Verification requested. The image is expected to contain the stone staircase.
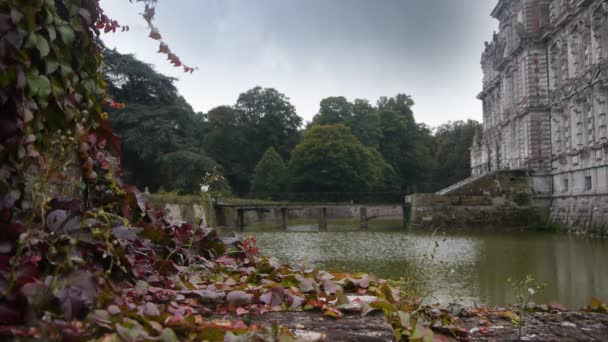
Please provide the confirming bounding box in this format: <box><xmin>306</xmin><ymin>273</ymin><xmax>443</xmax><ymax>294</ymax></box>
<box><xmin>435</xmin><ymin>172</ymin><xmax>493</xmax><ymax>196</ymax></box>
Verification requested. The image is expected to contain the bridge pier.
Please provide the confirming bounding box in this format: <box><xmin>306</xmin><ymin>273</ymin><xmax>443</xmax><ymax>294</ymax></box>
<box><xmin>237</xmin><ymin>209</ymin><xmax>245</xmax><ymax>232</ymax></box>
<box><xmin>403</xmin><ymin>203</ymin><xmax>411</xmax><ymax>229</ymax></box>
<box><xmin>319</xmin><ymin>207</ymin><xmax>327</xmax><ymax>231</ymax></box>
<box><xmin>280</xmin><ymin>207</ymin><xmax>288</xmax><ymax>230</ymax></box>
<box><xmin>360</xmin><ymin>207</ymin><xmax>368</xmax><ymax>229</ymax></box>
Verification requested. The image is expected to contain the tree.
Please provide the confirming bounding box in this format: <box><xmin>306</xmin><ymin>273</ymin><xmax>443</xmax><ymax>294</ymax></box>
<box><xmin>159</xmin><ymin>150</ymin><xmax>229</xmax><ymax>194</ymax></box>
<box><xmin>310</xmin><ymin>96</ymin><xmax>353</xmax><ymax>126</ymax></box>
<box><xmin>288</xmin><ymin>125</ymin><xmax>382</xmax><ymax>192</ymax></box>
<box><xmin>250</xmin><ymin>147</ymin><xmax>288</xmax><ymax>198</ymax></box>
<box><xmin>376</xmin><ymin>101</ymin><xmax>436</xmax><ymax>192</ymax></box>
<box><xmin>200</xmin><ymin>87</ymin><xmax>303</xmax><ymax>194</ymax></box>
<box><xmin>350</xmin><ymin>99</ymin><xmax>382</xmax><ymax>149</ymax></box>
<box><xmin>432</xmin><ymin>120</ymin><xmax>481</xmax><ymax>190</ymax></box>
<box><xmin>377</xmin><ymin>93</ymin><xmax>416</xmax><ymax>123</ymax></box>
<box><xmin>103</xmin><ymin>49</ymin><xmax>221</xmax><ymax>193</ymax></box>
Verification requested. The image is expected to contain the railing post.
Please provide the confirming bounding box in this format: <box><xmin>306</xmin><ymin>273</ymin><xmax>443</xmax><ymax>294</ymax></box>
<box><xmin>281</xmin><ymin>207</ymin><xmax>288</xmax><ymax>230</ymax></box>
<box><xmin>360</xmin><ymin>207</ymin><xmax>368</xmax><ymax>229</ymax></box>
<box><xmin>319</xmin><ymin>207</ymin><xmax>327</xmax><ymax>231</ymax></box>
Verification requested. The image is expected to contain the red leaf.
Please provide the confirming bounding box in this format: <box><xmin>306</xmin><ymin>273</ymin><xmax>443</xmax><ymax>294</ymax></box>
<box><xmin>149</xmin><ymin>30</ymin><xmax>161</xmax><ymax>40</ymax></box>
<box><xmin>235</xmin><ymin>307</ymin><xmax>249</xmax><ymax>316</ymax></box>
<box><xmin>158</xmin><ymin>43</ymin><xmax>170</xmax><ymax>54</ymax></box>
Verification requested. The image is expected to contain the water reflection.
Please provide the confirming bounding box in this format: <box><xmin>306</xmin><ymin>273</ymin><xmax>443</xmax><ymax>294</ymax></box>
<box><xmin>246</xmin><ymin>228</ymin><xmax>608</xmax><ymax>308</ymax></box>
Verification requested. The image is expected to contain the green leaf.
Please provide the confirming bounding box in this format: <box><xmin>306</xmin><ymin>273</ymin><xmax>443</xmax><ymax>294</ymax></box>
<box><xmin>410</xmin><ymin>324</ymin><xmax>434</xmax><ymax>342</ymax></box>
<box><xmin>24</xmin><ymin>33</ymin><xmax>36</xmax><ymax>49</ymax></box>
<box><xmin>51</xmin><ymin>78</ymin><xmax>65</xmax><ymax>98</ymax></box>
<box><xmin>83</xmin><ymin>79</ymin><xmax>95</xmax><ymax>93</ymax></box>
<box><xmin>58</xmin><ymin>24</ymin><xmax>75</xmax><ymax>45</ymax></box>
<box><xmin>60</xmin><ymin>63</ymin><xmax>73</xmax><ymax>77</ymax></box>
<box><xmin>10</xmin><ymin>9</ymin><xmax>24</xmax><ymax>23</ymax></box>
<box><xmin>47</xmin><ymin>26</ymin><xmax>56</xmax><ymax>42</ymax></box>
<box><xmin>37</xmin><ymin>75</ymin><xmax>51</xmax><ymax>100</ymax></box>
<box><xmin>36</xmin><ymin>34</ymin><xmax>50</xmax><ymax>57</ymax></box>
<box><xmin>369</xmin><ymin>300</ymin><xmax>397</xmax><ymax>314</ymax></box>
<box><xmin>46</xmin><ymin>58</ymin><xmax>59</xmax><ymax>74</ymax></box>
<box><xmin>161</xmin><ymin>328</ymin><xmax>178</xmax><ymax>342</ymax></box>
<box><xmin>27</xmin><ymin>72</ymin><xmax>40</xmax><ymax>95</ymax></box>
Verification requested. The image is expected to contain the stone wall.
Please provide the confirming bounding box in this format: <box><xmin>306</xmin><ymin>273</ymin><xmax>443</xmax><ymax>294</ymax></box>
<box><xmin>409</xmin><ymin>193</ymin><xmax>548</xmax><ymax>229</ymax></box>
<box><xmin>550</xmin><ymin>195</ymin><xmax>608</xmax><ymax>234</ymax></box>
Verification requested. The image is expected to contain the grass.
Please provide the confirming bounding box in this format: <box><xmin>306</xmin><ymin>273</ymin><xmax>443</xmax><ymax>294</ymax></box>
<box><xmin>149</xmin><ymin>192</ymin><xmax>285</xmax><ymax>206</ymax></box>
<box><xmin>148</xmin><ymin>192</ymin><xmax>206</xmax><ymax>206</ymax></box>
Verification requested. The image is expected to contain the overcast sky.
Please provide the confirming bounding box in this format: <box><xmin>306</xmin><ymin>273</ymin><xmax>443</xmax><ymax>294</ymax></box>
<box><xmin>100</xmin><ymin>0</ymin><xmax>498</xmax><ymax>127</ymax></box>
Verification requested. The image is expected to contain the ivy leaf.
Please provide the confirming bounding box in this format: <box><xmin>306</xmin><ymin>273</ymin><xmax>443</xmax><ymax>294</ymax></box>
<box><xmin>143</xmin><ymin>302</ymin><xmax>160</xmax><ymax>317</ymax></box>
<box><xmin>24</xmin><ymin>32</ymin><xmax>36</xmax><ymax>49</ymax></box>
<box><xmin>36</xmin><ymin>34</ymin><xmax>50</xmax><ymax>57</ymax></box>
<box><xmin>46</xmin><ymin>58</ymin><xmax>59</xmax><ymax>74</ymax></box>
<box><xmin>47</xmin><ymin>26</ymin><xmax>56</xmax><ymax>42</ymax></box>
<box><xmin>58</xmin><ymin>25</ymin><xmax>75</xmax><ymax>45</ymax></box>
<box><xmin>51</xmin><ymin>78</ymin><xmax>65</xmax><ymax>98</ymax></box>
<box><xmin>83</xmin><ymin>79</ymin><xmax>95</xmax><ymax>93</ymax></box>
<box><xmin>47</xmin><ymin>210</ymin><xmax>67</xmax><ymax>232</ymax></box>
<box><xmin>27</xmin><ymin>72</ymin><xmax>40</xmax><ymax>95</ymax></box>
<box><xmin>322</xmin><ymin>279</ymin><xmax>340</xmax><ymax>294</ymax></box>
<box><xmin>369</xmin><ymin>300</ymin><xmax>397</xmax><ymax>314</ymax></box>
<box><xmin>259</xmin><ymin>287</ymin><xmax>285</xmax><ymax>306</ymax></box>
<box><xmin>78</xmin><ymin>9</ymin><xmax>92</xmax><ymax>25</ymax></box>
<box><xmin>161</xmin><ymin>328</ymin><xmax>178</xmax><ymax>342</ymax></box>
<box><xmin>60</xmin><ymin>63</ymin><xmax>73</xmax><ymax>77</ymax></box>
<box><xmin>299</xmin><ymin>278</ymin><xmax>315</xmax><ymax>293</ymax></box>
<box><xmin>10</xmin><ymin>9</ymin><xmax>23</xmax><ymax>24</ymax></box>
<box><xmin>111</xmin><ymin>226</ymin><xmax>140</xmax><ymax>241</ymax></box>
<box><xmin>37</xmin><ymin>75</ymin><xmax>51</xmax><ymax>100</ymax></box>
<box><xmin>226</xmin><ymin>291</ymin><xmax>253</xmax><ymax>307</ymax></box>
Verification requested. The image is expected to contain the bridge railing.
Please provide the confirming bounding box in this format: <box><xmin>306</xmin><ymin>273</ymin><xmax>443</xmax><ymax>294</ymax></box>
<box><xmin>268</xmin><ymin>192</ymin><xmax>410</xmax><ymax>204</ymax></box>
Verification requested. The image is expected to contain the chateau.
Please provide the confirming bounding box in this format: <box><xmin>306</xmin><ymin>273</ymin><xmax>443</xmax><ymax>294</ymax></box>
<box><xmin>470</xmin><ymin>0</ymin><xmax>608</xmax><ymax>231</ymax></box>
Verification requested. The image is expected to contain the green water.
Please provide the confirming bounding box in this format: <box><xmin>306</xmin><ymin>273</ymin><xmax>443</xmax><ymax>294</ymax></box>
<box><xmin>242</xmin><ymin>220</ymin><xmax>608</xmax><ymax>308</ymax></box>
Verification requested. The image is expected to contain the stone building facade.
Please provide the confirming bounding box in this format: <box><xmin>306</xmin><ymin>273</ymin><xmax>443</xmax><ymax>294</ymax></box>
<box><xmin>471</xmin><ymin>0</ymin><xmax>608</xmax><ymax>232</ymax></box>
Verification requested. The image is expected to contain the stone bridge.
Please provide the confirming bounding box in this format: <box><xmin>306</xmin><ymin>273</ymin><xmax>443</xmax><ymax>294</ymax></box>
<box><xmin>213</xmin><ymin>203</ymin><xmax>411</xmax><ymax>231</ymax></box>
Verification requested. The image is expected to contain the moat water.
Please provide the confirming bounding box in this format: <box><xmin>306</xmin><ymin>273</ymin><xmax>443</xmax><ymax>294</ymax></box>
<box><xmin>243</xmin><ymin>221</ymin><xmax>608</xmax><ymax>308</ymax></box>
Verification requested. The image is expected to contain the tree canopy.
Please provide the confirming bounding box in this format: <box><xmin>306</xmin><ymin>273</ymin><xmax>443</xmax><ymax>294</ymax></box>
<box><xmin>102</xmin><ymin>51</ymin><xmax>477</xmax><ymax>197</ymax></box>
<box><xmin>102</xmin><ymin>49</ymin><xmax>224</xmax><ymax>193</ymax></box>
<box><xmin>203</xmin><ymin>87</ymin><xmax>303</xmax><ymax>194</ymax></box>
<box><xmin>288</xmin><ymin>125</ymin><xmax>382</xmax><ymax>192</ymax></box>
<box><xmin>250</xmin><ymin>147</ymin><xmax>288</xmax><ymax>198</ymax></box>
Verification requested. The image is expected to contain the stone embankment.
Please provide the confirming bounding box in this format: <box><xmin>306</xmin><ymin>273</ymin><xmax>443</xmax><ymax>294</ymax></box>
<box><xmin>264</xmin><ymin>308</ymin><xmax>608</xmax><ymax>341</ymax></box>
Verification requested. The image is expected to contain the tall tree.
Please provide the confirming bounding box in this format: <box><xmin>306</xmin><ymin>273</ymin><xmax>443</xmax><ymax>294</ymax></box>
<box><xmin>202</xmin><ymin>105</ymin><xmax>249</xmax><ymax>193</ymax></box>
<box><xmin>288</xmin><ymin>125</ymin><xmax>382</xmax><ymax>192</ymax></box>
<box><xmin>310</xmin><ymin>96</ymin><xmax>353</xmax><ymax>126</ymax></box>
<box><xmin>250</xmin><ymin>147</ymin><xmax>288</xmax><ymax>198</ymax></box>
<box><xmin>350</xmin><ymin>99</ymin><xmax>382</xmax><ymax>149</ymax></box>
<box><xmin>376</xmin><ymin>94</ymin><xmax>435</xmax><ymax>192</ymax></box>
<box><xmin>230</xmin><ymin>86</ymin><xmax>303</xmax><ymax>193</ymax></box>
<box><xmin>102</xmin><ymin>49</ymin><xmax>222</xmax><ymax>193</ymax></box>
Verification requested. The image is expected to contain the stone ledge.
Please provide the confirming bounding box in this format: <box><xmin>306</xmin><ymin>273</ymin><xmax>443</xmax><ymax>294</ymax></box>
<box><xmin>250</xmin><ymin>311</ymin><xmax>395</xmax><ymax>341</ymax></box>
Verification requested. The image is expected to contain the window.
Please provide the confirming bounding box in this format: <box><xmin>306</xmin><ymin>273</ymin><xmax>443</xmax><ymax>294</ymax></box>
<box><xmin>549</xmin><ymin>40</ymin><xmax>568</xmax><ymax>88</ymax></box>
<box><xmin>592</xmin><ymin>4</ymin><xmax>608</xmax><ymax>62</ymax></box>
<box><xmin>585</xmin><ymin>176</ymin><xmax>593</xmax><ymax>190</ymax></box>
<box><xmin>562</xmin><ymin>178</ymin><xmax>569</xmax><ymax>193</ymax></box>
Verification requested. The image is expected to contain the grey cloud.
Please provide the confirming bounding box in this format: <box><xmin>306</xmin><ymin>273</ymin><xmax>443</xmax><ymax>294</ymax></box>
<box><xmin>101</xmin><ymin>0</ymin><xmax>498</xmax><ymax>126</ymax></box>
